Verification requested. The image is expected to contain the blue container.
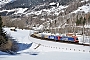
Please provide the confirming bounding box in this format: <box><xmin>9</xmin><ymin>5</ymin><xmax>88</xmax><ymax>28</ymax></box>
<box><xmin>48</xmin><ymin>36</ymin><xmax>55</xmax><ymax>39</ymax></box>
<box><xmin>68</xmin><ymin>37</ymin><xmax>74</xmax><ymax>41</ymax></box>
<box><xmin>60</xmin><ymin>37</ymin><xmax>68</xmax><ymax>41</ymax></box>
<box><xmin>60</xmin><ymin>36</ymin><xmax>74</xmax><ymax>42</ymax></box>
<box><xmin>54</xmin><ymin>36</ymin><xmax>58</xmax><ymax>40</ymax></box>
<box><xmin>48</xmin><ymin>36</ymin><xmax>58</xmax><ymax>40</ymax></box>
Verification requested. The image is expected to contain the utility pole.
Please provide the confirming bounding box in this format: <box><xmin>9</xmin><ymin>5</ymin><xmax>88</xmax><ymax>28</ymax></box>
<box><xmin>82</xmin><ymin>17</ymin><xmax>86</xmax><ymax>44</ymax></box>
<box><xmin>82</xmin><ymin>23</ymin><xmax>84</xmax><ymax>44</ymax></box>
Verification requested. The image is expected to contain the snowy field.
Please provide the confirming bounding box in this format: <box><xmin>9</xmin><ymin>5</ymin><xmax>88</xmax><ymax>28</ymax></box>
<box><xmin>0</xmin><ymin>28</ymin><xmax>90</xmax><ymax>60</ymax></box>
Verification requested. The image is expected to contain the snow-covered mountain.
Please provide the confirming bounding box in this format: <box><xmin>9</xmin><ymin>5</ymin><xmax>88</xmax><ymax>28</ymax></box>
<box><xmin>0</xmin><ymin>0</ymin><xmax>90</xmax><ymax>34</ymax></box>
<box><xmin>0</xmin><ymin>0</ymin><xmax>90</xmax><ymax>16</ymax></box>
<box><xmin>0</xmin><ymin>0</ymin><xmax>12</xmax><ymax>4</ymax></box>
<box><xmin>0</xmin><ymin>0</ymin><xmax>15</xmax><ymax>8</ymax></box>
<box><xmin>0</xmin><ymin>0</ymin><xmax>73</xmax><ymax>9</ymax></box>
<box><xmin>0</xmin><ymin>0</ymin><xmax>89</xmax><ymax>17</ymax></box>
<box><xmin>0</xmin><ymin>0</ymin><xmax>75</xmax><ymax>15</ymax></box>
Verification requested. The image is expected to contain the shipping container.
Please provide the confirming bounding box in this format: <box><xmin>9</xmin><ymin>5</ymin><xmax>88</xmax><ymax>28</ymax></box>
<box><xmin>54</xmin><ymin>36</ymin><xmax>58</xmax><ymax>40</ymax></box>
<box><xmin>60</xmin><ymin>36</ymin><xmax>74</xmax><ymax>42</ymax></box>
<box><xmin>48</xmin><ymin>36</ymin><xmax>58</xmax><ymax>40</ymax></box>
<box><xmin>48</xmin><ymin>35</ymin><xmax>55</xmax><ymax>39</ymax></box>
<box><xmin>39</xmin><ymin>34</ymin><xmax>42</xmax><ymax>38</ymax></box>
<box><xmin>68</xmin><ymin>37</ymin><xmax>74</xmax><ymax>41</ymax></box>
<box><xmin>36</xmin><ymin>34</ymin><xmax>39</xmax><ymax>37</ymax></box>
<box><xmin>41</xmin><ymin>34</ymin><xmax>45</xmax><ymax>38</ymax></box>
<box><xmin>44</xmin><ymin>35</ymin><xmax>49</xmax><ymax>39</ymax></box>
<box><xmin>33</xmin><ymin>34</ymin><xmax>38</xmax><ymax>37</ymax></box>
<box><xmin>35</xmin><ymin>34</ymin><xmax>41</xmax><ymax>37</ymax></box>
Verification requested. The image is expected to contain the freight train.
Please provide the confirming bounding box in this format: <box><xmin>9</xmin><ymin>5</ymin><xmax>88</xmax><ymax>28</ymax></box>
<box><xmin>33</xmin><ymin>33</ymin><xmax>79</xmax><ymax>43</ymax></box>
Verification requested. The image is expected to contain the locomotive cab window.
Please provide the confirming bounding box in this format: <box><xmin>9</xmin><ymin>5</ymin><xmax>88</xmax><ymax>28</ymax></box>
<box><xmin>76</xmin><ymin>38</ymin><xmax>78</xmax><ymax>40</ymax></box>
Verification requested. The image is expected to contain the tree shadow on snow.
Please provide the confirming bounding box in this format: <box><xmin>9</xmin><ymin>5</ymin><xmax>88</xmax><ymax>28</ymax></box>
<box><xmin>17</xmin><ymin>42</ymin><xmax>39</xmax><ymax>56</ymax></box>
<box><xmin>0</xmin><ymin>52</ymin><xmax>10</xmax><ymax>55</ymax></box>
<box><xmin>17</xmin><ymin>42</ymin><xmax>33</xmax><ymax>52</ymax></box>
<box><xmin>0</xmin><ymin>42</ymin><xmax>33</xmax><ymax>55</ymax></box>
<box><xmin>8</xmin><ymin>36</ymin><xmax>33</xmax><ymax>51</ymax></box>
<box><xmin>29</xmin><ymin>52</ymin><xmax>39</xmax><ymax>55</ymax></box>
<box><xmin>10</xmin><ymin>38</ymin><xmax>33</xmax><ymax>52</ymax></box>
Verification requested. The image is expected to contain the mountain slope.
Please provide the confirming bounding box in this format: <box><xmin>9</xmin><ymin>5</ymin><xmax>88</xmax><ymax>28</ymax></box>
<box><xmin>0</xmin><ymin>0</ymin><xmax>73</xmax><ymax>10</ymax></box>
<box><xmin>0</xmin><ymin>0</ymin><xmax>90</xmax><ymax>32</ymax></box>
<box><xmin>0</xmin><ymin>0</ymin><xmax>15</xmax><ymax>8</ymax></box>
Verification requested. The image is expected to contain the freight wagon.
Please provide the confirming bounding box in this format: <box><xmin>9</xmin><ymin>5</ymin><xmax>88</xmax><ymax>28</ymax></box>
<box><xmin>48</xmin><ymin>35</ymin><xmax>58</xmax><ymax>40</ymax></box>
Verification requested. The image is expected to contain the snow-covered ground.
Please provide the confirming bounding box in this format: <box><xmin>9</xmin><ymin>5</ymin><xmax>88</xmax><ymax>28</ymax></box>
<box><xmin>0</xmin><ymin>27</ymin><xmax>90</xmax><ymax>60</ymax></box>
<box><xmin>0</xmin><ymin>51</ymin><xmax>9</xmax><ymax>55</ymax></box>
<box><xmin>0</xmin><ymin>52</ymin><xmax>90</xmax><ymax>60</ymax></box>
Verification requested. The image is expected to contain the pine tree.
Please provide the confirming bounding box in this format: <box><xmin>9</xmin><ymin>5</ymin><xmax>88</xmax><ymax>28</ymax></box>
<box><xmin>0</xmin><ymin>15</ymin><xmax>8</xmax><ymax>45</ymax></box>
<box><xmin>76</xmin><ymin>16</ymin><xmax>82</xmax><ymax>26</ymax></box>
<box><xmin>76</xmin><ymin>15</ymin><xmax>79</xmax><ymax>26</ymax></box>
<box><xmin>79</xmin><ymin>16</ymin><xmax>83</xmax><ymax>24</ymax></box>
<box><xmin>88</xmin><ymin>16</ymin><xmax>90</xmax><ymax>23</ymax></box>
<box><xmin>0</xmin><ymin>15</ymin><xmax>3</xmax><ymax>35</ymax></box>
<box><xmin>83</xmin><ymin>17</ymin><xmax>86</xmax><ymax>25</ymax></box>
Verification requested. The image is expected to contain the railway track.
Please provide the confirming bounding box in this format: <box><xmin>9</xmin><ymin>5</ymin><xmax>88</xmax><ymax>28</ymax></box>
<box><xmin>31</xmin><ymin>34</ymin><xmax>90</xmax><ymax>46</ymax></box>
